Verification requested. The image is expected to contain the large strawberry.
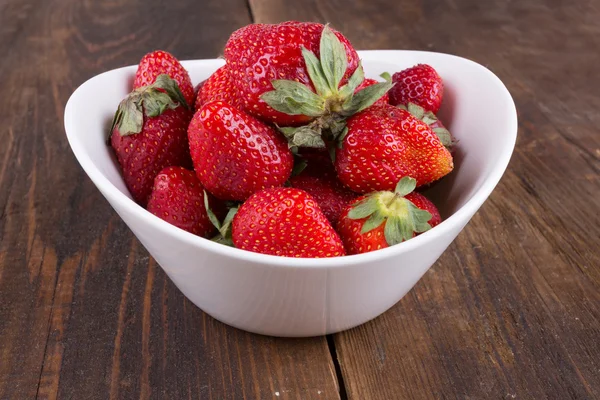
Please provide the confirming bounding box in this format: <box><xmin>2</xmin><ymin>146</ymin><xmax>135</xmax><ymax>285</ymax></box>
<box><xmin>337</xmin><ymin>177</ymin><xmax>441</xmax><ymax>254</ymax></box>
<box><xmin>194</xmin><ymin>65</ymin><xmax>242</xmax><ymax>110</ymax></box>
<box><xmin>232</xmin><ymin>187</ymin><xmax>345</xmax><ymax>258</ymax></box>
<box><xmin>147</xmin><ymin>166</ymin><xmax>224</xmax><ymax>237</ymax></box>
<box><xmin>134</xmin><ymin>50</ymin><xmax>195</xmax><ymax>108</ymax></box>
<box><xmin>110</xmin><ymin>75</ymin><xmax>192</xmax><ymax>206</ymax></box>
<box><xmin>335</xmin><ymin>104</ymin><xmax>453</xmax><ymax>193</ymax></box>
<box><xmin>388</xmin><ymin>64</ymin><xmax>443</xmax><ymax>114</ymax></box>
<box><xmin>224</xmin><ymin>22</ymin><xmax>391</xmax><ymax>145</ymax></box>
<box><xmin>188</xmin><ymin>101</ymin><xmax>293</xmax><ymax>201</ymax></box>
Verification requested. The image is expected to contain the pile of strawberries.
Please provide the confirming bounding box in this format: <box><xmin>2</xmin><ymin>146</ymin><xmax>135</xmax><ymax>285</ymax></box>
<box><xmin>109</xmin><ymin>21</ymin><xmax>455</xmax><ymax>258</ymax></box>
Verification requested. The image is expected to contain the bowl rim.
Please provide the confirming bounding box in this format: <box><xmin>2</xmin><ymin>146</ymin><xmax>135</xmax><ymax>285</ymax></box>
<box><xmin>64</xmin><ymin>50</ymin><xmax>517</xmax><ymax>269</ymax></box>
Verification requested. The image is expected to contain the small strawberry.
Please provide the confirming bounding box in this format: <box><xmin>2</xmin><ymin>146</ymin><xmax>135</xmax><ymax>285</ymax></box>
<box><xmin>289</xmin><ymin>174</ymin><xmax>357</xmax><ymax>225</ymax></box>
<box><xmin>388</xmin><ymin>64</ymin><xmax>443</xmax><ymax>114</ymax></box>
<box><xmin>337</xmin><ymin>177</ymin><xmax>441</xmax><ymax>255</ymax></box>
<box><xmin>225</xmin><ymin>22</ymin><xmax>391</xmax><ymax>145</ymax></box>
<box><xmin>188</xmin><ymin>101</ymin><xmax>293</xmax><ymax>201</ymax></box>
<box><xmin>147</xmin><ymin>167</ymin><xmax>224</xmax><ymax>237</ymax></box>
<box><xmin>134</xmin><ymin>50</ymin><xmax>195</xmax><ymax>107</ymax></box>
<box><xmin>398</xmin><ymin>102</ymin><xmax>457</xmax><ymax>150</ymax></box>
<box><xmin>335</xmin><ymin>104</ymin><xmax>453</xmax><ymax>193</ymax></box>
<box><xmin>110</xmin><ymin>75</ymin><xmax>193</xmax><ymax>206</ymax></box>
<box><xmin>194</xmin><ymin>65</ymin><xmax>242</xmax><ymax>110</ymax></box>
<box><xmin>232</xmin><ymin>187</ymin><xmax>345</xmax><ymax>258</ymax></box>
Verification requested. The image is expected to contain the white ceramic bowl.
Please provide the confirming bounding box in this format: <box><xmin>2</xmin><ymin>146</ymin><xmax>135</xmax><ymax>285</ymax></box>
<box><xmin>64</xmin><ymin>51</ymin><xmax>517</xmax><ymax>337</ymax></box>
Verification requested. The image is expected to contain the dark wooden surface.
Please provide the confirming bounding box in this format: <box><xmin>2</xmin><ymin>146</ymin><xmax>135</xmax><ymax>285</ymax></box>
<box><xmin>1</xmin><ymin>0</ymin><xmax>598</xmax><ymax>399</ymax></box>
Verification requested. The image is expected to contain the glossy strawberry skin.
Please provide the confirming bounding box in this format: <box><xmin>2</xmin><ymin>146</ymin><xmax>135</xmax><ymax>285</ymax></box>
<box><xmin>111</xmin><ymin>106</ymin><xmax>193</xmax><ymax>206</ymax></box>
<box><xmin>194</xmin><ymin>65</ymin><xmax>242</xmax><ymax>110</ymax></box>
<box><xmin>335</xmin><ymin>104</ymin><xmax>453</xmax><ymax>193</ymax></box>
<box><xmin>188</xmin><ymin>101</ymin><xmax>293</xmax><ymax>201</ymax></box>
<box><xmin>389</xmin><ymin>64</ymin><xmax>443</xmax><ymax>113</ymax></box>
<box><xmin>232</xmin><ymin>187</ymin><xmax>345</xmax><ymax>258</ymax></box>
<box><xmin>133</xmin><ymin>50</ymin><xmax>195</xmax><ymax>107</ymax></box>
<box><xmin>337</xmin><ymin>192</ymin><xmax>441</xmax><ymax>255</ymax></box>
<box><xmin>357</xmin><ymin>78</ymin><xmax>389</xmax><ymax>107</ymax></box>
<box><xmin>224</xmin><ymin>21</ymin><xmax>359</xmax><ymax>126</ymax></box>
<box><xmin>147</xmin><ymin>167</ymin><xmax>223</xmax><ymax>237</ymax></box>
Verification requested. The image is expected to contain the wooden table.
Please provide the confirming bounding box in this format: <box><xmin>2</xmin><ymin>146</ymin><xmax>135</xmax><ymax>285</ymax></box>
<box><xmin>1</xmin><ymin>0</ymin><xmax>599</xmax><ymax>398</ymax></box>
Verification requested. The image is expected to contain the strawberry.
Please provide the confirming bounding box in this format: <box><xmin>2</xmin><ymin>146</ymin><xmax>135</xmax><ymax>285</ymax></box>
<box><xmin>337</xmin><ymin>177</ymin><xmax>441</xmax><ymax>254</ymax></box>
<box><xmin>224</xmin><ymin>22</ymin><xmax>391</xmax><ymax>145</ymax></box>
<box><xmin>110</xmin><ymin>75</ymin><xmax>193</xmax><ymax>206</ymax></box>
<box><xmin>147</xmin><ymin>167</ymin><xmax>224</xmax><ymax>237</ymax></box>
<box><xmin>134</xmin><ymin>50</ymin><xmax>195</xmax><ymax>108</ymax></box>
<box><xmin>388</xmin><ymin>64</ymin><xmax>443</xmax><ymax>114</ymax></box>
<box><xmin>188</xmin><ymin>101</ymin><xmax>293</xmax><ymax>201</ymax></box>
<box><xmin>289</xmin><ymin>174</ymin><xmax>357</xmax><ymax>225</ymax></box>
<box><xmin>194</xmin><ymin>65</ymin><xmax>242</xmax><ymax>110</ymax></box>
<box><xmin>335</xmin><ymin>104</ymin><xmax>453</xmax><ymax>193</ymax></box>
<box><xmin>232</xmin><ymin>187</ymin><xmax>345</xmax><ymax>258</ymax></box>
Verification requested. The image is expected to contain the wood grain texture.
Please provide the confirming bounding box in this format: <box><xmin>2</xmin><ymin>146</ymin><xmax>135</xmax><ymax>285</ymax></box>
<box><xmin>0</xmin><ymin>0</ymin><xmax>340</xmax><ymax>399</ymax></box>
<box><xmin>249</xmin><ymin>0</ymin><xmax>600</xmax><ymax>399</ymax></box>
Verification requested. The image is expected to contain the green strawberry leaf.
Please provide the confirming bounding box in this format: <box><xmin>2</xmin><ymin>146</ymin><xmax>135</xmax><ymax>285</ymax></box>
<box><xmin>384</xmin><ymin>214</ymin><xmax>413</xmax><ymax>245</ymax></box>
<box><xmin>291</xmin><ymin>158</ymin><xmax>308</xmax><ymax>177</ymax></box>
<box><xmin>279</xmin><ymin>126</ymin><xmax>298</xmax><ymax>140</ymax></box>
<box><xmin>211</xmin><ymin>235</ymin><xmax>234</xmax><ymax>246</ymax></box>
<box><xmin>394</xmin><ymin>177</ymin><xmax>417</xmax><ymax>197</ymax></box>
<box><xmin>290</xmin><ymin>127</ymin><xmax>326</xmax><ymax>148</ymax></box>
<box><xmin>218</xmin><ymin>207</ymin><xmax>238</xmax><ymax>238</ymax></box>
<box><xmin>115</xmin><ymin>96</ymin><xmax>144</xmax><ymax>136</ymax></box>
<box><xmin>301</xmin><ymin>46</ymin><xmax>331</xmax><ymax>97</ymax></box>
<box><xmin>342</xmin><ymin>81</ymin><xmax>393</xmax><ymax>116</ymax></box>
<box><xmin>319</xmin><ymin>25</ymin><xmax>348</xmax><ymax>93</ymax></box>
<box><xmin>406</xmin><ymin>102</ymin><xmax>426</xmax><ymax>120</ymax></box>
<box><xmin>152</xmin><ymin>74</ymin><xmax>190</xmax><ymax>110</ymax></box>
<box><xmin>143</xmin><ymin>90</ymin><xmax>178</xmax><ymax>117</ymax></box>
<box><xmin>433</xmin><ymin>127</ymin><xmax>453</xmax><ymax>147</ymax></box>
<box><xmin>338</xmin><ymin>62</ymin><xmax>365</xmax><ymax>99</ymax></box>
<box><xmin>380</xmin><ymin>72</ymin><xmax>392</xmax><ymax>82</ymax></box>
<box><xmin>204</xmin><ymin>190</ymin><xmax>222</xmax><ymax>231</ymax></box>
<box><xmin>360</xmin><ymin>211</ymin><xmax>386</xmax><ymax>234</ymax></box>
<box><xmin>261</xmin><ymin>80</ymin><xmax>325</xmax><ymax>116</ymax></box>
<box><xmin>408</xmin><ymin>201</ymin><xmax>433</xmax><ymax>233</ymax></box>
<box><xmin>348</xmin><ymin>196</ymin><xmax>379</xmax><ymax>219</ymax></box>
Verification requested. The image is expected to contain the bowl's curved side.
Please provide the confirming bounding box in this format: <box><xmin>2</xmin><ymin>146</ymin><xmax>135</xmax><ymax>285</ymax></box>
<box><xmin>65</xmin><ymin>51</ymin><xmax>517</xmax><ymax>336</ymax></box>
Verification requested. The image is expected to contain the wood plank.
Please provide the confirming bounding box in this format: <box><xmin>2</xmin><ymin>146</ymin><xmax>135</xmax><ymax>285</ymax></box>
<box><xmin>249</xmin><ymin>0</ymin><xmax>600</xmax><ymax>399</ymax></box>
<box><xmin>0</xmin><ymin>0</ymin><xmax>340</xmax><ymax>399</ymax></box>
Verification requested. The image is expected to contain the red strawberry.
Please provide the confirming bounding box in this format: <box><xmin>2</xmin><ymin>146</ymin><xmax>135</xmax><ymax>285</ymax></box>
<box><xmin>134</xmin><ymin>50</ymin><xmax>195</xmax><ymax>108</ymax></box>
<box><xmin>194</xmin><ymin>65</ymin><xmax>242</xmax><ymax>110</ymax></box>
<box><xmin>232</xmin><ymin>187</ymin><xmax>345</xmax><ymax>258</ymax></box>
<box><xmin>147</xmin><ymin>167</ymin><xmax>224</xmax><ymax>237</ymax></box>
<box><xmin>335</xmin><ymin>104</ymin><xmax>453</xmax><ymax>193</ymax></box>
<box><xmin>224</xmin><ymin>22</ymin><xmax>390</xmax><ymax>138</ymax></box>
<box><xmin>188</xmin><ymin>101</ymin><xmax>293</xmax><ymax>201</ymax></box>
<box><xmin>337</xmin><ymin>177</ymin><xmax>441</xmax><ymax>254</ymax></box>
<box><xmin>357</xmin><ymin>78</ymin><xmax>389</xmax><ymax>107</ymax></box>
<box><xmin>289</xmin><ymin>174</ymin><xmax>357</xmax><ymax>225</ymax></box>
<box><xmin>110</xmin><ymin>75</ymin><xmax>193</xmax><ymax>206</ymax></box>
<box><xmin>389</xmin><ymin>64</ymin><xmax>443</xmax><ymax>113</ymax></box>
